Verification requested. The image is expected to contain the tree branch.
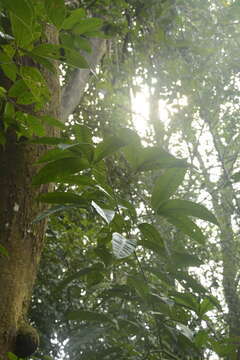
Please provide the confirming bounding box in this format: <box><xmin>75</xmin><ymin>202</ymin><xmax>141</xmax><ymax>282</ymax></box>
<box><xmin>60</xmin><ymin>37</ymin><xmax>107</xmax><ymax>122</ymax></box>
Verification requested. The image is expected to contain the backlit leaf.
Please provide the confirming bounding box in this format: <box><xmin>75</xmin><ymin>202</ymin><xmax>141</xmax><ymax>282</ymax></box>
<box><xmin>32</xmin><ymin>157</ymin><xmax>90</xmax><ymax>185</ymax></box>
<box><xmin>166</xmin><ymin>216</ymin><xmax>205</xmax><ymax>244</ymax></box>
<box><xmin>151</xmin><ymin>168</ymin><xmax>186</xmax><ymax>210</ymax></box>
<box><xmin>157</xmin><ymin>199</ymin><xmax>218</xmax><ymax>225</ymax></box>
<box><xmin>112</xmin><ymin>233</ymin><xmax>137</xmax><ymax>259</ymax></box>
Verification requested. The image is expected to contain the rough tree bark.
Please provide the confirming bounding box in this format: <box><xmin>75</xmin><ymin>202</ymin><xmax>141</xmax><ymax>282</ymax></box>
<box><xmin>0</xmin><ymin>25</ymin><xmax>60</xmax><ymax>358</ymax></box>
<box><xmin>0</xmin><ymin>25</ymin><xmax>107</xmax><ymax>358</ymax></box>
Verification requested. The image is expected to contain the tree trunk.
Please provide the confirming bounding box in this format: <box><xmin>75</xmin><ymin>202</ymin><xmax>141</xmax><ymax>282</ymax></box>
<box><xmin>0</xmin><ymin>25</ymin><xmax>60</xmax><ymax>358</ymax></box>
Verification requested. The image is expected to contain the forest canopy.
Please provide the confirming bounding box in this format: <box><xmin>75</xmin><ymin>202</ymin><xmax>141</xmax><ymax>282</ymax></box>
<box><xmin>0</xmin><ymin>0</ymin><xmax>240</xmax><ymax>359</ymax></box>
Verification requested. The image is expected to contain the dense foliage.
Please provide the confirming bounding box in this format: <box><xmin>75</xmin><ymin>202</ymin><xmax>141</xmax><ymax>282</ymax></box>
<box><xmin>0</xmin><ymin>0</ymin><xmax>240</xmax><ymax>359</ymax></box>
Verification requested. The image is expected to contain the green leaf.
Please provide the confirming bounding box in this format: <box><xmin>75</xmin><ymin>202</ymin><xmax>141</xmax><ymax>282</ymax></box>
<box><xmin>23</xmin><ymin>113</ymin><xmax>45</xmax><ymax>137</ymax></box>
<box><xmin>10</xmin><ymin>12</ymin><xmax>33</xmax><ymax>47</ymax></box>
<box><xmin>138</xmin><ymin>147</ymin><xmax>188</xmax><ymax>171</ymax></box>
<box><xmin>20</xmin><ymin>66</ymin><xmax>50</xmax><ymax>103</ymax></box>
<box><xmin>127</xmin><ymin>276</ymin><xmax>149</xmax><ymax>299</ymax></box>
<box><xmin>32</xmin><ymin>157</ymin><xmax>90</xmax><ymax>185</ymax></box>
<box><xmin>1</xmin><ymin>0</ymin><xmax>34</xmax><ymax>27</ymax></box>
<box><xmin>73</xmin><ymin>36</ymin><xmax>92</xmax><ymax>53</ymax></box>
<box><xmin>138</xmin><ymin>223</ymin><xmax>165</xmax><ymax>254</ymax></box>
<box><xmin>26</xmin><ymin>52</ymin><xmax>56</xmax><ymax>73</ymax></box>
<box><xmin>66</xmin><ymin>310</ymin><xmax>110</xmax><ymax>323</ymax></box>
<box><xmin>52</xmin><ymin>174</ymin><xmax>96</xmax><ymax>187</ymax></box>
<box><xmin>31</xmin><ymin>44</ymin><xmax>89</xmax><ymax>68</ymax></box>
<box><xmin>37</xmin><ymin>148</ymin><xmax>74</xmax><ymax>163</ymax></box>
<box><xmin>0</xmin><ymin>86</ymin><xmax>6</xmax><ymax>97</ymax></box>
<box><xmin>173</xmin><ymin>292</ymin><xmax>199</xmax><ymax>313</ymax></box>
<box><xmin>112</xmin><ymin>233</ymin><xmax>137</xmax><ymax>259</ymax></box>
<box><xmin>172</xmin><ymin>251</ymin><xmax>202</xmax><ymax>268</ymax></box>
<box><xmin>157</xmin><ymin>199</ymin><xmax>218</xmax><ymax>225</ymax></box>
<box><xmin>0</xmin><ymin>130</ymin><xmax>6</xmax><ymax>146</ymax></box>
<box><xmin>94</xmin><ymin>136</ymin><xmax>128</xmax><ymax>163</ymax></box>
<box><xmin>194</xmin><ymin>330</ymin><xmax>209</xmax><ymax>348</ymax></box>
<box><xmin>64</xmin><ymin>46</ymin><xmax>89</xmax><ymax>68</ymax></box>
<box><xmin>57</xmin><ymin>263</ymin><xmax>104</xmax><ymax>292</ymax></box>
<box><xmin>62</xmin><ymin>8</ymin><xmax>86</xmax><ymax>30</ymax></box>
<box><xmin>166</xmin><ymin>216</ymin><xmax>205</xmax><ymax>244</ymax></box>
<box><xmin>8</xmin><ymin>80</ymin><xmax>35</xmax><ymax>105</ymax></box>
<box><xmin>72</xmin><ymin>18</ymin><xmax>103</xmax><ymax>35</ymax></box>
<box><xmin>199</xmin><ymin>298</ymin><xmax>215</xmax><ymax>318</ymax></box>
<box><xmin>61</xmin><ymin>143</ymin><xmax>94</xmax><ymax>163</ymax></box>
<box><xmin>125</xmin><ymin>146</ymin><xmax>188</xmax><ymax>172</ymax></box>
<box><xmin>32</xmin><ymin>205</ymin><xmax>78</xmax><ymax>223</ymax></box>
<box><xmin>44</xmin><ymin>0</ymin><xmax>66</xmax><ymax>29</ymax></box>
<box><xmin>151</xmin><ymin>168</ymin><xmax>186</xmax><ymax>210</ymax></box>
<box><xmin>4</xmin><ymin>102</ymin><xmax>15</xmax><ymax>127</ymax></box>
<box><xmin>38</xmin><ymin>192</ymin><xmax>88</xmax><ymax>205</ymax></box>
<box><xmin>7</xmin><ymin>352</ymin><xmax>18</xmax><ymax>360</ymax></box>
<box><xmin>91</xmin><ymin>201</ymin><xmax>115</xmax><ymax>224</ymax></box>
<box><xmin>232</xmin><ymin>171</ymin><xmax>240</xmax><ymax>183</ymax></box>
<box><xmin>40</xmin><ymin>115</ymin><xmax>65</xmax><ymax>129</ymax></box>
<box><xmin>0</xmin><ymin>51</ymin><xmax>17</xmax><ymax>81</ymax></box>
<box><xmin>176</xmin><ymin>323</ymin><xmax>194</xmax><ymax>342</ymax></box>
<box><xmin>0</xmin><ymin>244</ymin><xmax>9</xmax><ymax>257</ymax></box>
<box><xmin>173</xmin><ymin>271</ymin><xmax>207</xmax><ymax>294</ymax></box>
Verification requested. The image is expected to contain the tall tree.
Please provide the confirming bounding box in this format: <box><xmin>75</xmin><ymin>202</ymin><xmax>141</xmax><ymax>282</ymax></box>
<box><xmin>0</xmin><ymin>1</ymin><xmax>106</xmax><ymax>357</ymax></box>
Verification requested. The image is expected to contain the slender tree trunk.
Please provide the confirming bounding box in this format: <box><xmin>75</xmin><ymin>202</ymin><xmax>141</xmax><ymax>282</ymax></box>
<box><xmin>0</xmin><ymin>25</ymin><xmax>60</xmax><ymax>358</ymax></box>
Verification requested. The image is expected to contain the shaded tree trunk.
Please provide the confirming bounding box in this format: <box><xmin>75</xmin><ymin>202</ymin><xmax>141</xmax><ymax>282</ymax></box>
<box><xmin>0</xmin><ymin>18</ymin><xmax>107</xmax><ymax>356</ymax></box>
<box><xmin>0</xmin><ymin>26</ymin><xmax>60</xmax><ymax>358</ymax></box>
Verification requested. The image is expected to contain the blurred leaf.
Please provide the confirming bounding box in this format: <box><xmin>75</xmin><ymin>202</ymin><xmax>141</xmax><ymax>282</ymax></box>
<box><xmin>199</xmin><ymin>298</ymin><xmax>215</xmax><ymax>318</ymax></box>
<box><xmin>136</xmin><ymin>147</ymin><xmax>188</xmax><ymax>172</ymax></box>
<box><xmin>176</xmin><ymin>323</ymin><xmax>194</xmax><ymax>342</ymax></box>
<box><xmin>0</xmin><ymin>51</ymin><xmax>17</xmax><ymax>81</ymax></box>
<box><xmin>173</xmin><ymin>292</ymin><xmax>199</xmax><ymax>313</ymax></box>
<box><xmin>157</xmin><ymin>199</ymin><xmax>219</xmax><ymax>225</ymax></box>
<box><xmin>232</xmin><ymin>171</ymin><xmax>240</xmax><ymax>183</ymax></box>
<box><xmin>41</xmin><ymin>115</ymin><xmax>65</xmax><ymax>129</ymax></box>
<box><xmin>10</xmin><ymin>12</ymin><xmax>33</xmax><ymax>47</ymax></box>
<box><xmin>31</xmin><ymin>43</ymin><xmax>89</xmax><ymax>68</ymax></box>
<box><xmin>94</xmin><ymin>136</ymin><xmax>126</xmax><ymax>163</ymax></box>
<box><xmin>62</xmin><ymin>8</ymin><xmax>86</xmax><ymax>30</ymax></box>
<box><xmin>127</xmin><ymin>276</ymin><xmax>149</xmax><ymax>299</ymax></box>
<box><xmin>56</xmin><ymin>263</ymin><xmax>104</xmax><ymax>292</ymax></box>
<box><xmin>151</xmin><ymin>168</ymin><xmax>186</xmax><ymax>210</ymax></box>
<box><xmin>172</xmin><ymin>251</ymin><xmax>202</xmax><ymax>268</ymax></box>
<box><xmin>1</xmin><ymin>0</ymin><xmax>34</xmax><ymax>25</ymax></box>
<box><xmin>166</xmin><ymin>216</ymin><xmax>205</xmax><ymax>244</ymax></box>
<box><xmin>66</xmin><ymin>310</ymin><xmax>110</xmax><ymax>323</ymax></box>
<box><xmin>194</xmin><ymin>330</ymin><xmax>209</xmax><ymax>348</ymax></box>
<box><xmin>20</xmin><ymin>66</ymin><xmax>50</xmax><ymax>103</ymax></box>
<box><xmin>72</xmin><ymin>18</ymin><xmax>103</xmax><ymax>35</ymax></box>
<box><xmin>74</xmin><ymin>36</ymin><xmax>92</xmax><ymax>52</ymax></box>
<box><xmin>7</xmin><ymin>352</ymin><xmax>18</xmax><ymax>360</ymax></box>
<box><xmin>32</xmin><ymin>204</ymin><xmax>78</xmax><ymax>223</ymax></box>
<box><xmin>0</xmin><ymin>244</ymin><xmax>9</xmax><ymax>257</ymax></box>
<box><xmin>138</xmin><ymin>223</ymin><xmax>165</xmax><ymax>254</ymax></box>
<box><xmin>33</xmin><ymin>157</ymin><xmax>90</xmax><ymax>185</ymax></box>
